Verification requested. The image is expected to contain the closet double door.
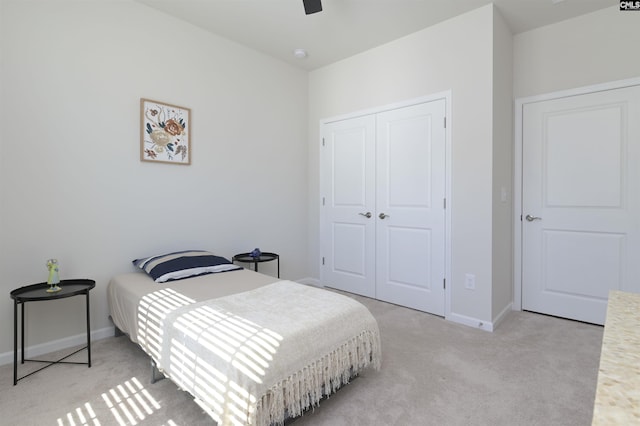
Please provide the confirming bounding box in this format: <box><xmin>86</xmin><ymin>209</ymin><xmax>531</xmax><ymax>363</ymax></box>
<box><xmin>321</xmin><ymin>100</ymin><xmax>446</xmax><ymax>316</ymax></box>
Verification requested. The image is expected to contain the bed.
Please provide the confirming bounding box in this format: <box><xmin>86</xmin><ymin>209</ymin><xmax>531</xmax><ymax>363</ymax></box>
<box><xmin>107</xmin><ymin>251</ymin><xmax>381</xmax><ymax>426</ymax></box>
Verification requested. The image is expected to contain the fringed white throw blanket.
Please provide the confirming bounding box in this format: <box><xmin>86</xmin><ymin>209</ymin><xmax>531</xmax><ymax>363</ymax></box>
<box><xmin>138</xmin><ymin>280</ymin><xmax>381</xmax><ymax>426</ymax></box>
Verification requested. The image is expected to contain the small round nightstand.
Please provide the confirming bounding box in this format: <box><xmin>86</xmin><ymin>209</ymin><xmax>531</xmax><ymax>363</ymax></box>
<box><xmin>232</xmin><ymin>252</ymin><xmax>280</xmax><ymax>278</ymax></box>
<box><xmin>10</xmin><ymin>279</ymin><xmax>95</xmax><ymax>385</ymax></box>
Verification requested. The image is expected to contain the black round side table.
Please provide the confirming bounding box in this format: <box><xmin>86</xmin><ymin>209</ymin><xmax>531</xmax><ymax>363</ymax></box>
<box><xmin>10</xmin><ymin>279</ymin><xmax>95</xmax><ymax>385</ymax></box>
<box><xmin>232</xmin><ymin>252</ymin><xmax>280</xmax><ymax>278</ymax></box>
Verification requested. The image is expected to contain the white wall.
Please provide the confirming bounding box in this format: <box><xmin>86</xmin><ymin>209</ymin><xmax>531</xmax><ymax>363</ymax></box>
<box><xmin>491</xmin><ymin>7</ymin><xmax>514</xmax><ymax>323</ymax></box>
<box><xmin>514</xmin><ymin>6</ymin><xmax>640</xmax><ymax>98</ymax></box>
<box><xmin>309</xmin><ymin>5</ymin><xmax>497</xmax><ymax>326</ymax></box>
<box><xmin>0</xmin><ymin>0</ymin><xmax>308</xmax><ymax>357</ymax></box>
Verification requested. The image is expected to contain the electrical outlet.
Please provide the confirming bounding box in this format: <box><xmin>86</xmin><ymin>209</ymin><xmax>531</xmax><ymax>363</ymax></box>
<box><xmin>465</xmin><ymin>273</ymin><xmax>476</xmax><ymax>290</ymax></box>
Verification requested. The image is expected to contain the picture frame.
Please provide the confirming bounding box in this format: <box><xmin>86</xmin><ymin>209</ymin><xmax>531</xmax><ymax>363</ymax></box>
<box><xmin>140</xmin><ymin>98</ymin><xmax>191</xmax><ymax>165</ymax></box>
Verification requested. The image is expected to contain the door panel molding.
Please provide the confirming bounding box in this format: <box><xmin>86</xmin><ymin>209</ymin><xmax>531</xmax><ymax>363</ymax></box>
<box><xmin>375</xmin><ymin>101</ymin><xmax>446</xmax><ymax>314</ymax></box>
<box><xmin>320</xmin><ymin>92</ymin><xmax>452</xmax><ymax>319</ymax></box>
<box><xmin>514</xmin><ymin>76</ymin><xmax>640</xmax><ymax>314</ymax></box>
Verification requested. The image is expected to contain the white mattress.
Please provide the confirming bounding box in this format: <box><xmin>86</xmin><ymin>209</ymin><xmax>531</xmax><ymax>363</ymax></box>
<box><xmin>107</xmin><ymin>269</ymin><xmax>279</xmax><ymax>344</ymax></box>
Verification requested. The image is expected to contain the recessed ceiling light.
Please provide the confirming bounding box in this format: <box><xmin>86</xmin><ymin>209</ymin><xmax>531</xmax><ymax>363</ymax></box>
<box><xmin>293</xmin><ymin>48</ymin><xmax>308</xmax><ymax>59</ymax></box>
<box><xmin>551</xmin><ymin>0</ymin><xmax>565</xmax><ymax>4</ymax></box>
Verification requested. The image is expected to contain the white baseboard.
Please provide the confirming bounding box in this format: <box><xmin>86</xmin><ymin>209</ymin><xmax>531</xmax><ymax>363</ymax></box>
<box><xmin>446</xmin><ymin>312</ymin><xmax>495</xmax><ymax>332</ymax></box>
<box><xmin>0</xmin><ymin>326</ymin><xmax>115</xmax><ymax>366</ymax></box>
<box><xmin>492</xmin><ymin>302</ymin><xmax>513</xmax><ymax>330</ymax></box>
<box><xmin>295</xmin><ymin>277</ymin><xmax>322</xmax><ymax>287</ymax></box>
<box><xmin>302</xmin><ymin>280</ymin><xmax>507</xmax><ymax>332</ymax></box>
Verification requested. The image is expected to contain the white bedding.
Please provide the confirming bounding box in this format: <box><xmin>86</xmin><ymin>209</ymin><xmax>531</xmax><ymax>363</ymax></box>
<box><xmin>107</xmin><ymin>270</ymin><xmax>381</xmax><ymax>425</ymax></box>
<box><xmin>108</xmin><ymin>269</ymin><xmax>279</xmax><ymax>343</ymax></box>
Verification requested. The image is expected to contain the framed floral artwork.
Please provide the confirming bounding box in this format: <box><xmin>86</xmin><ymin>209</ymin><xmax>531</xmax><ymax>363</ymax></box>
<box><xmin>140</xmin><ymin>98</ymin><xmax>191</xmax><ymax>165</ymax></box>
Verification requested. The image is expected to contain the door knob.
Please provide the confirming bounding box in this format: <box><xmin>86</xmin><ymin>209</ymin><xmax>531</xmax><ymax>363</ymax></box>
<box><xmin>359</xmin><ymin>212</ymin><xmax>372</xmax><ymax>218</ymax></box>
<box><xmin>379</xmin><ymin>213</ymin><xmax>389</xmax><ymax>219</ymax></box>
<box><xmin>525</xmin><ymin>214</ymin><xmax>542</xmax><ymax>222</ymax></box>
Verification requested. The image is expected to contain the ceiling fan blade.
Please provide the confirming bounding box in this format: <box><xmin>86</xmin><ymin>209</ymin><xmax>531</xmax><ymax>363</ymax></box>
<box><xmin>303</xmin><ymin>0</ymin><xmax>322</xmax><ymax>15</ymax></box>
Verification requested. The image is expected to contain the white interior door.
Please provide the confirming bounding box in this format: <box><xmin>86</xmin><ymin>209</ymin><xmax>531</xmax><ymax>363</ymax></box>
<box><xmin>321</xmin><ymin>115</ymin><xmax>376</xmax><ymax>297</ymax></box>
<box><xmin>522</xmin><ymin>85</ymin><xmax>640</xmax><ymax>324</ymax></box>
<box><xmin>375</xmin><ymin>100</ymin><xmax>446</xmax><ymax>315</ymax></box>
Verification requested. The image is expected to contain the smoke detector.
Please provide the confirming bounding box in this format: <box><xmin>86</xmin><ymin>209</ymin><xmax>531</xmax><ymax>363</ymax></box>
<box><xmin>293</xmin><ymin>49</ymin><xmax>308</xmax><ymax>59</ymax></box>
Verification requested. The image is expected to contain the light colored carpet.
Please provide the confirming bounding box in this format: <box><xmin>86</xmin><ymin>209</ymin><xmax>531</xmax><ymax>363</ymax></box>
<box><xmin>0</xmin><ymin>293</ymin><xmax>603</xmax><ymax>426</ymax></box>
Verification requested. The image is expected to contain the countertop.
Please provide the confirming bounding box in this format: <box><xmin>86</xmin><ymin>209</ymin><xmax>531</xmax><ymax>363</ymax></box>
<box><xmin>592</xmin><ymin>290</ymin><xmax>640</xmax><ymax>425</ymax></box>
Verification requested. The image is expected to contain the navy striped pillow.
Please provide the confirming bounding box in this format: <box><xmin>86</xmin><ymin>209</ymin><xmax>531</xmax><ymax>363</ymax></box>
<box><xmin>133</xmin><ymin>250</ymin><xmax>241</xmax><ymax>283</ymax></box>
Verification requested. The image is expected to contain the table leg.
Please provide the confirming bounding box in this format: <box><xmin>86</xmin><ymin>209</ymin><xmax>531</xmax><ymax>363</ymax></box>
<box><xmin>20</xmin><ymin>302</ymin><xmax>24</xmax><ymax>364</ymax></box>
<box><xmin>255</xmin><ymin>262</ymin><xmax>259</xmax><ymax>273</ymax></box>
<box><xmin>277</xmin><ymin>257</ymin><xmax>280</xmax><ymax>278</ymax></box>
<box><xmin>86</xmin><ymin>291</ymin><xmax>91</xmax><ymax>368</ymax></box>
<box><xmin>13</xmin><ymin>300</ymin><xmax>17</xmax><ymax>386</ymax></box>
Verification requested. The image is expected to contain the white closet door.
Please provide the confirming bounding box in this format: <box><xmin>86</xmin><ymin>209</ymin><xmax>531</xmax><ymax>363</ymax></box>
<box><xmin>321</xmin><ymin>115</ymin><xmax>376</xmax><ymax>297</ymax></box>
<box><xmin>375</xmin><ymin>100</ymin><xmax>446</xmax><ymax>315</ymax></box>
<box><xmin>522</xmin><ymin>85</ymin><xmax>640</xmax><ymax>324</ymax></box>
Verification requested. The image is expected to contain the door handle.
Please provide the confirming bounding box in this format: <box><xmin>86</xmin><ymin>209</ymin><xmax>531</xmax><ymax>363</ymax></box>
<box><xmin>359</xmin><ymin>212</ymin><xmax>372</xmax><ymax>218</ymax></box>
<box><xmin>525</xmin><ymin>214</ymin><xmax>542</xmax><ymax>222</ymax></box>
<box><xmin>379</xmin><ymin>213</ymin><xmax>389</xmax><ymax>219</ymax></box>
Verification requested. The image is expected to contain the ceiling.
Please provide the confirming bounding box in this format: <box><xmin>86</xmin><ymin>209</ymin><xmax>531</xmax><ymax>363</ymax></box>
<box><xmin>135</xmin><ymin>0</ymin><xmax>617</xmax><ymax>71</ymax></box>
